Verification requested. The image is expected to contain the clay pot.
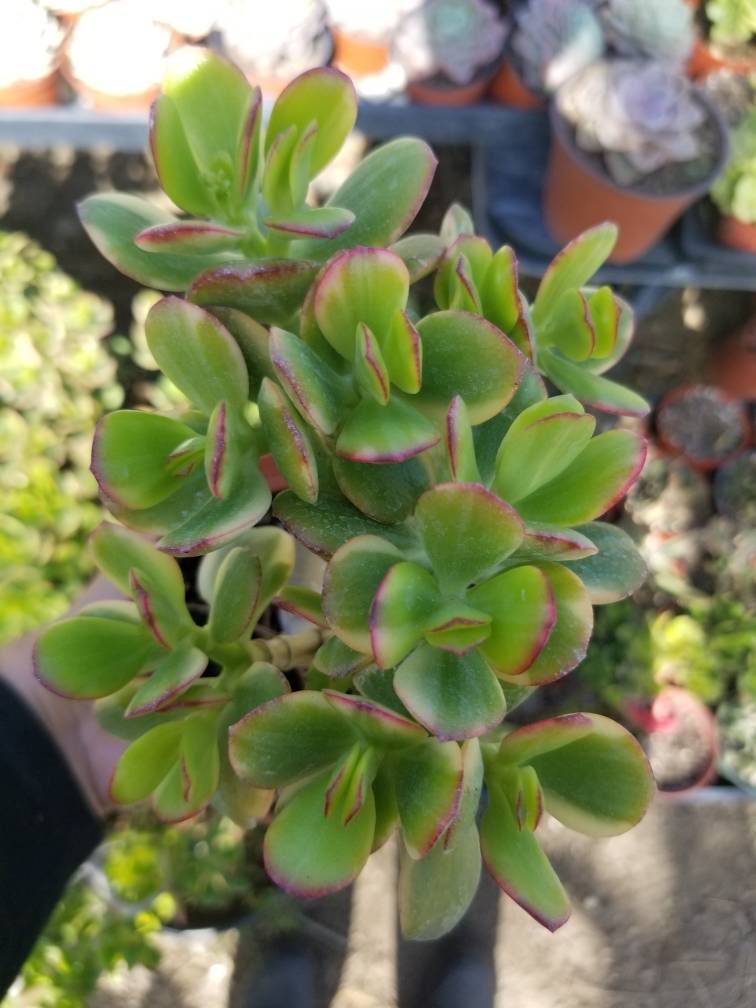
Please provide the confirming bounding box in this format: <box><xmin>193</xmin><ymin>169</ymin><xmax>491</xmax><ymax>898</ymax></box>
<box><xmin>407</xmin><ymin>68</ymin><xmax>496</xmax><ymax>107</ymax></box>
<box><xmin>332</xmin><ymin>29</ymin><xmax>390</xmax><ymax>77</ymax></box>
<box><xmin>544</xmin><ymin>96</ymin><xmax>730</xmax><ymax>263</ymax></box>
<box><xmin>61</xmin><ymin>60</ymin><xmax>160</xmax><ymax>111</ymax></box>
<box><xmin>0</xmin><ymin>71</ymin><xmax>59</xmax><ymax>107</ymax></box>
<box><xmin>488</xmin><ymin>60</ymin><xmax>544</xmax><ymax>109</ymax></box>
<box><xmin>708</xmin><ymin>314</ymin><xmax>756</xmax><ymax>402</ymax></box>
<box><xmin>687</xmin><ymin>37</ymin><xmax>756</xmax><ymax>79</ymax></box>
<box><xmin>718</xmin><ymin>214</ymin><xmax>756</xmax><ymax>255</ymax></box>
<box><xmin>642</xmin><ymin>687</ymin><xmax>719</xmax><ymax>795</ymax></box>
<box><xmin>655</xmin><ymin>384</ymin><xmax>750</xmax><ymax>472</ymax></box>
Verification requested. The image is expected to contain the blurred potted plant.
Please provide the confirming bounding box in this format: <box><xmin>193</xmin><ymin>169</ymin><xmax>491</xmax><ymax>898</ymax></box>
<box><xmin>492</xmin><ymin>0</ymin><xmax>604</xmax><ymax>108</ymax></box>
<box><xmin>548</xmin><ymin>59</ymin><xmax>730</xmax><ymax>260</ymax></box>
<box><xmin>327</xmin><ymin>0</ymin><xmax>419</xmax><ymax>77</ymax></box>
<box><xmin>0</xmin><ymin>1</ymin><xmax>63</xmax><ymax>107</ymax></box>
<box><xmin>688</xmin><ymin>0</ymin><xmax>756</xmax><ymax>78</ymax></box>
<box><xmin>394</xmin><ymin>0</ymin><xmax>507</xmax><ymax>105</ymax></box>
<box><xmin>217</xmin><ymin>0</ymin><xmax>333</xmax><ymax>96</ymax></box>
<box><xmin>711</xmin><ymin>107</ymin><xmax>756</xmax><ymax>252</ymax></box>
<box><xmin>63</xmin><ymin>0</ymin><xmax>175</xmax><ymax>111</ymax></box>
<box><xmin>655</xmin><ymin>384</ymin><xmax>750</xmax><ymax>471</ymax></box>
<box><xmin>600</xmin><ymin>0</ymin><xmax>696</xmax><ymax>67</ymax></box>
<box><xmin>151</xmin><ymin>1</ymin><xmax>217</xmax><ymax>41</ymax></box>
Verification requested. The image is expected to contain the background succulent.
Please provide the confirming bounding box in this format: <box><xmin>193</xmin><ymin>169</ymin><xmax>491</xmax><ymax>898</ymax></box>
<box><xmin>393</xmin><ymin>0</ymin><xmax>507</xmax><ymax>85</ymax></box>
<box><xmin>511</xmin><ymin>0</ymin><xmax>605</xmax><ymax>94</ymax></box>
<box><xmin>706</xmin><ymin>0</ymin><xmax>756</xmax><ymax>47</ymax></box>
<box><xmin>557</xmin><ymin>60</ymin><xmax>709</xmax><ymax>187</ymax></box>
<box><xmin>711</xmin><ymin>107</ymin><xmax>756</xmax><ymax>223</ymax></box>
<box><xmin>600</xmin><ymin>0</ymin><xmax>695</xmax><ymax>66</ymax></box>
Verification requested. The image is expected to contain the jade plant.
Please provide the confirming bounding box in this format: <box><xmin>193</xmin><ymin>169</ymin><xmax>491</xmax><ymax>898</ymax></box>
<box><xmin>37</xmin><ymin>48</ymin><xmax>656</xmax><ymax>940</ymax></box>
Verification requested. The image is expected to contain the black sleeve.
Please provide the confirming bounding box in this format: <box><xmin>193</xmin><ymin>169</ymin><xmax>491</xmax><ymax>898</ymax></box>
<box><xmin>0</xmin><ymin>682</ymin><xmax>103</xmax><ymax>995</ymax></box>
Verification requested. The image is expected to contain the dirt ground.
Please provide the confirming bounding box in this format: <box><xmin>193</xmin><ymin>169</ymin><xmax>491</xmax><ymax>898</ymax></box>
<box><xmin>1</xmin><ymin>143</ymin><xmax>754</xmax><ymax>1008</ymax></box>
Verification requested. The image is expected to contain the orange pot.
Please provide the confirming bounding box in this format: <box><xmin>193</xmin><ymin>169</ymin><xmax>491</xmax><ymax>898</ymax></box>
<box><xmin>708</xmin><ymin>314</ymin><xmax>756</xmax><ymax>402</ymax></box>
<box><xmin>407</xmin><ymin>70</ymin><xmax>494</xmax><ymax>107</ymax></box>
<box><xmin>718</xmin><ymin>214</ymin><xmax>756</xmax><ymax>255</ymax></box>
<box><xmin>488</xmin><ymin>61</ymin><xmax>544</xmax><ymax>109</ymax></box>
<box><xmin>0</xmin><ymin>71</ymin><xmax>60</xmax><ymax>107</ymax></box>
<box><xmin>687</xmin><ymin>37</ymin><xmax>756</xmax><ymax>78</ymax></box>
<box><xmin>64</xmin><ymin>72</ymin><xmax>160</xmax><ymax>111</ymax></box>
<box><xmin>332</xmin><ymin>29</ymin><xmax>389</xmax><ymax>77</ymax></box>
<box><xmin>545</xmin><ymin>100</ymin><xmax>729</xmax><ymax>263</ymax></box>
<box><xmin>655</xmin><ymin>384</ymin><xmax>750</xmax><ymax>471</ymax></box>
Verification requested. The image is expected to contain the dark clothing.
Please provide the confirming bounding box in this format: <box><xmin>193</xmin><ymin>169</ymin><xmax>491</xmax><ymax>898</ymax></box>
<box><xmin>0</xmin><ymin>681</ymin><xmax>102</xmax><ymax>995</ymax></box>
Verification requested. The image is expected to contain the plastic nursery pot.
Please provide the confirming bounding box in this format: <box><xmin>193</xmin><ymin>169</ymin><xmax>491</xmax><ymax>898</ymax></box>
<box><xmin>488</xmin><ymin>60</ymin><xmax>544</xmax><ymax>110</ymax></box>
<box><xmin>687</xmin><ymin>37</ymin><xmax>756</xmax><ymax>79</ymax></box>
<box><xmin>544</xmin><ymin>96</ymin><xmax>730</xmax><ymax>263</ymax></box>
<box><xmin>407</xmin><ymin>62</ymin><xmax>500</xmax><ymax>108</ymax></box>
<box><xmin>0</xmin><ymin>71</ymin><xmax>60</xmax><ymax>108</ymax></box>
<box><xmin>332</xmin><ymin>29</ymin><xmax>390</xmax><ymax>77</ymax></box>
<box><xmin>718</xmin><ymin>214</ymin><xmax>756</xmax><ymax>255</ymax></box>
<box><xmin>655</xmin><ymin>384</ymin><xmax>751</xmax><ymax>472</ymax></box>
<box><xmin>643</xmin><ymin>687</ymin><xmax>720</xmax><ymax>795</ymax></box>
<box><xmin>707</xmin><ymin>314</ymin><xmax>756</xmax><ymax>402</ymax></box>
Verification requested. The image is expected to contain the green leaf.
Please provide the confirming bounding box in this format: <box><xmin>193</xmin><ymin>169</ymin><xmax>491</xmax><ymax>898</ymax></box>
<box><xmin>151</xmin><ymin>761</ymin><xmax>197</xmax><ymax>823</ymax></box>
<box><xmin>269</xmin><ymin>326</ymin><xmax>346</xmax><ymax>436</ymax></box>
<box><xmin>211</xmin><ymin>308</ymin><xmax>275</xmax><ymax>397</ymax></box>
<box><xmin>443</xmin><ymin>738</ymin><xmax>484</xmax><ymax>851</ymax></box>
<box><xmin>135</xmin><ymin>221</ymin><xmax>244</xmax><ymax>254</ymax></box>
<box><xmin>92</xmin><ymin>411</ymin><xmax>197</xmax><ymax>510</ymax></box>
<box><xmin>323</xmin><ymin>535</ymin><xmax>403</xmax><ymax>653</ymax></box>
<box><xmin>336</xmin><ymin>396</ymin><xmax>439</xmax><ymax>464</ymax></box>
<box><xmin>564</xmin><ymin>522</ymin><xmax>646</xmax><ymax>604</ymax></box>
<box><xmin>512</xmin><ymin>522</ymin><xmax>599</xmax><ymax>563</ymax></box>
<box><xmin>445</xmin><ymin>396</ymin><xmax>481</xmax><ymax>483</ymax></box>
<box><xmin>354</xmin><ymin>323</ymin><xmax>390</xmax><ymax>405</ymax></box>
<box><xmin>230</xmin><ymin>691</ymin><xmax>356</xmax><ymax>788</ymax></box>
<box><xmin>324</xmin><ymin>691</ymin><xmax>426</xmax><ymax>747</ymax></box>
<box><xmin>274</xmin><ymin>490</ymin><xmax>418</xmax><ymax>559</ymax></box>
<box><xmin>126</xmin><ymin>642</ymin><xmax>208</xmax><ymax>717</ymax></box>
<box><xmin>423</xmin><ymin>604</ymin><xmax>491</xmax><ymax>655</ymax></box>
<box><xmin>240</xmin><ymin>526</ymin><xmax>297</xmax><ymax>612</ymax></box>
<box><xmin>129</xmin><ymin>566</ymin><xmax>187</xmax><ymax>649</ymax></box>
<box><xmin>540</xmin><ymin>348</ymin><xmax>650</xmax><ymax>417</ymax></box>
<box><xmin>368</xmin><ymin>561</ymin><xmax>442</xmax><ymax>668</ymax></box>
<box><xmin>333</xmin><ymin>454</ymin><xmax>429</xmax><ymax>525</ymax></box>
<box><xmin>498</xmin><ymin>712</ymin><xmax>595</xmax><ymax>766</ymax></box>
<box><xmin>188</xmin><ymin>259</ymin><xmax>320</xmax><ymax>326</ymax></box>
<box><xmin>498</xmin><ymin>565</ymin><xmax>592</xmax><ymax>687</ymax></box>
<box><xmin>157</xmin><ymin>461</ymin><xmax>271</xmax><ymax>556</ymax></box>
<box><xmin>481</xmin><ymin>780</ymin><xmax>570</xmax><ymax>931</ymax></box>
<box><xmin>541</xmin><ymin>289</ymin><xmax>595</xmax><ymax>361</ymax></box>
<box><xmin>313</xmin><ymin>247</ymin><xmax>409</xmax><ymax>360</ymax></box>
<box><xmin>180</xmin><ymin>712</ymin><xmax>221</xmax><ymax>809</ymax></box>
<box><xmin>415</xmin><ymin>311</ymin><xmax>523</xmax><ymax>424</ymax></box>
<box><xmin>295</xmin><ymin>137</ymin><xmax>437</xmax><ymax>258</ymax></box>
<box><xmin>491</xmin><ymin>395</ymin><xmax>595</xmax><ymax>503</ymax></box>
<box><xmin>469</xmin><ymin>566</ymin><xmax>556</xmax><ymax>678</ymax></box>
<box><xmin>235</xmin><ymin>85</ymin><xmax>263</xmax><ymax>205</ymax></box>
<box><xmin>415</xmin><ymin>483</ymin><xmax>523</xmax><ymax>594</ymax></box>
<box><xmin>146</xmin><ymin>297</ymin><xmax>248</xmax><ymax>414</ymax></box>
<box><xmin>262</xmin><ymin>125</ymin><xmax>298</xmax><ymax>215</ymax></box>
<box><xmin>531</xmin><ymin>223</ymin><xmax>617</xmax><ymax>328</ymax></box>
<box><xmin>505</xmin><ymin>714</ymin><xmax>655</xmax><ymax>837</ymax></box>
<box><xmin>389</xmin><ymin>234</ymin><xmax>445</xmax><ymax>282</ymax></box>
<box><xmin>109</xmin><ymin>721</ymin><xmax>184</xmax><ymax>805</ymax></box>
<box><xmin>395</xmin><ymin>644</ymin><xmax>505</xmax><ymax>740</ymax></box>
<box><xmin>149</xmin><ymin>94</ymin><xmax>213</xmax><ymax>217</ymax></box>
<box><xmin>584</xmin><ymin>292</ymin><xmax>634</xmax><ymax>374</ymax></box>
<box><xmin>314</xmin><ymin>635</ymin><xmax>371</xmax><ymax>677</ymax></box>
<box><xmin>399</xmin><ymin>822</ymin><xmax>481</xmax><ymax>940</ymax></box>
<box><xmin>323</xmin><ymin>744</ymin><xmax>375</xmax><ymax>825</ymax></box>
<box><xmin>258</xmin><ymin>378</ymin><xmax>319</xmax><ymax>504</ymax></box>
<box><xmin>480</xmin><ymin>245</ymin><xmax>532</xmax><ymax>355</ymax></box>
<box><xmin>266</xmin><ymin>67</ymin><xmax>357</xmax><ymax>177</ymax></box>
<box><xmin>382</xmin><ymin>310</ymin><xmax>422</xmax><ymax>394</ymax></box>
<box><xmin>90</xmin><ymin>522</ymin><xmax>186</xmax><ymax>612</ymax></box>
<box><xmin>265</xmin><ymin>206</ymin><xmax>356</xmax><ymax>239</ymax></box>
<box><xmin>78</xmin><ymin>193</ymin><xmax>229</xmax><ymax>290</ymax></box>
<box><xmin>204</xmin><ymin>400</ymin><xmax>241</xmax><ymax>499</ymax></box>
<box><xmin>264</xmin><ymin>771</ymin><xmax>376</xmax><ymax>897</ymax></box>
<box><xmin>222</xmin><ymin>662</ymin><xmax>291</xmax><ymax>727</ymax></box>
<box><xmin>440</xmin><ymin>203</ymin><xmax>475</xmax><ymax>243</ymax></box>
<box><xmin>35</xmin><ymin>617</ymin><xmax>159</xmax><ymax>700</ymax></box>
<box><xmin>208</xmin><ymin>548</ymin><xmax>263</xmax><ymax>642</ymax></box>
<box><xmin>514</xmin><ymin>430</ymin><xmax>647</xmax><ymax>525</ymax></box>
<box><xmin>394</xmin><ymin>738</ymin><xmax>463</xmax><ymax>858</ymax></box>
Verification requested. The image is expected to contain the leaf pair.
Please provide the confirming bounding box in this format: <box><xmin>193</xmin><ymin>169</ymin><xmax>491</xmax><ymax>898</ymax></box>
<box><xmin>482</xmin><ymin>713</ymin><xmax>654</xmax><ymax>931</ymax></box>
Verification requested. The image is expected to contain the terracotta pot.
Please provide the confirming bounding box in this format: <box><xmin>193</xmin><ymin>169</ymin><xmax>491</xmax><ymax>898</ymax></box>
<box><xmin>718</xmin><ymin>214</ymin><xmax>756</xmax><ymax>255</ymax></box>
<box><xmin>0</xmin><ymin>71</ymin><xmax>60</xmax><ymax>107</ymax></box>
<box><xmin>63</xmin><ymin>71</ymin><xmax>160</xmax><ymax>111</ymax></box>
<box><xmin>488</xmin><ymin>60</ymin><xmax>544</xmax><ymax>109</ymax></box>
<box><xmin>643</xmin><ymin>687</ymin><xmax>720</xmax><ymax>795</ymax></box>
<box><xmin>655</xmin><ymin>384</ymin><xmax>750</xmax><ymax>471</ymax></box>
<box><xmin>545</xmin><ymin>97</ymin><xmax>730</xmax><ymax>262</ymax></box>
<box><xmin>687</xmin><ymin>37</ymin><xmax>756</xmax><ymax>79</ymax></box>
<box><xmin>332</xmin><ymin>29</ymin><xmax>389</xmax><ymax>77</ymax></box>
<box><xmin>708</xmin><ymin>314</ymin><xmax>756</xmax><ymax>402</ymax></box>
<box><xmin>407</xmin><ymin>69</ymin><xmax>495</xmax><ymax>107</ymax></box>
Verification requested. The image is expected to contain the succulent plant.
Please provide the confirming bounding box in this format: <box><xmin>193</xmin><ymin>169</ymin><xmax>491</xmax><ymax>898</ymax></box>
<box><xmin>706</xmin><ymin>0</ymin><xmax>756</xmax><ymax>47</ymax></box>
<box><xmin>38</xmin><ymin>50</ymin><xmax>657</xmax><ymax>941</ymax></box>
<box><xmin>393</xmin><ymin>0</ymin><xmax>507</xmax><ymax>85</ymax></box>
<box><xmin>600</xmin><ymin>0</ymin><xmax>695</xmax><ymax>66</ymax></box>
<box><xmin>557</xmin><ymin>60</ymin><xmax>709</xmax><ymax>187</ymax></box>
<box><xmin>511</xmin><ymin>0</ymin><xmax>605</xmax><ymax>94</ymax></box>
<box><xmin>217</xmin><ymin>0</ymin><xmax>332</xmax><ymax>85</ymax></box>
<box><xmin>712</xmin><ymin>107</ymin><xmax>756</xmax><ymax>223</ymax></box>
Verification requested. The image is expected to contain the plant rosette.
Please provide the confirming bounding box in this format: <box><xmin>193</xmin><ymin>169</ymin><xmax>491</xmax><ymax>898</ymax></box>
<box><xmin>548</xmin><ymin>61</ymin><xmax>730</xmax><ymax>262</ymax></box>
<box><xmin>655</xmin><ymin>384</ymin><xmax>751</xmax><ymax>472</ymax></box>
<box><xmin>38</xmin><ymin>48</ymin><xmax>660</xmax><ymax>941</ymax></box>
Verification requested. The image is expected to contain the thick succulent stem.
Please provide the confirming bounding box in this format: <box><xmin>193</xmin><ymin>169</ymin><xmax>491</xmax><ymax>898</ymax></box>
<box><xmin>245</xmin><ymin>627</ymin><xmax>327</xmax><ymax>670</ymax></box>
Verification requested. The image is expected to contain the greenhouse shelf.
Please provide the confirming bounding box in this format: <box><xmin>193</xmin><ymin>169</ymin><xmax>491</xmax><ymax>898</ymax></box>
<box><xmin>0</xmin><ymin>101</ymin><xmax>753</xmax><ymax>290</ymax></box>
